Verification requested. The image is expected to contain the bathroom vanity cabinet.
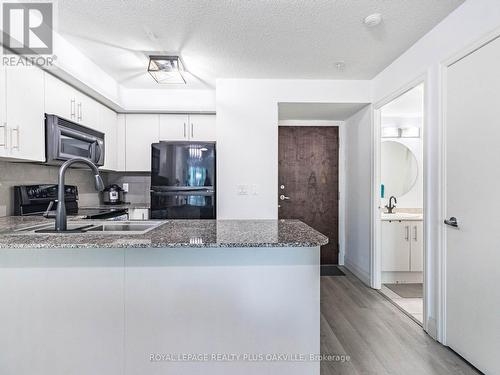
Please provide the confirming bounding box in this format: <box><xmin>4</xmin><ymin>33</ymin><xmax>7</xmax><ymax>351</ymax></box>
<box><xmin>381</xmin><ymin>220</ymin><xmax>423</xmax><ymax>272</ymax></box>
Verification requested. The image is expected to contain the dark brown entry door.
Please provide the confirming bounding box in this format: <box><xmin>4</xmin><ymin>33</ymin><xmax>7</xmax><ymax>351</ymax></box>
<box><xmin>278</xmin><ymin>126</ymin><xmax>339</xmax><ymax>264</ymax></box>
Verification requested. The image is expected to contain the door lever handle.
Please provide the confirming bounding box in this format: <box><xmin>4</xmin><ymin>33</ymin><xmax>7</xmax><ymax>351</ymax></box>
<box><xmin>444</xmin><ymin>217</ymin><xmax>458</xmax><ymax>228</ymax></box>
<box><xmin>279</xmin><ymin>194</ymin><xmax>290</xmax><ymax>201</ymax></box>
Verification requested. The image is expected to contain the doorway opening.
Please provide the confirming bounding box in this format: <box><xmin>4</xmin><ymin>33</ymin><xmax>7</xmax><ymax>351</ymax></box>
<box><xmin>375</xmin><ymin>84</ymin><xmax>425</xmax><ymax>324</ymax></box>
<box><xmin>277</xmin><ymin>102</ymin><xmax>368</xmax><ymax>272</ymax></box>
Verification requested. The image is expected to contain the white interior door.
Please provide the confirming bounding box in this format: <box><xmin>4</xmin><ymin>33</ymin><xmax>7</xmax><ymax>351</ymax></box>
<box><xmin>445</xmin><ymin>35</ymin><xmax>500</xmax><ymax>374</ymax></box>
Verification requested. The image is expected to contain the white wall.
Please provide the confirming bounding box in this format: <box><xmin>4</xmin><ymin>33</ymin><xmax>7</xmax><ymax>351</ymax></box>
<box><xmin>372</xmin><ymin>0</ymin><xmax>500</xmax><ymax>340</ymax></box>
<box><xmin>215</xmin><ymin>79</ymin><xmax>371</xmax><ymax>219</ymax></box>
<box><xmin>343</xmin><ymin>106</ymin><xmax>373</xmax><ymax>284</ymax></box>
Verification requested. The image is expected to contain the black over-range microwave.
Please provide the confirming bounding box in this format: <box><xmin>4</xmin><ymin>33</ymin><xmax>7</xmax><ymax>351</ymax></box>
<box><xmin>45</xmin><ymin>114</ymin><xmax>105</xmax><ymax>166</ymax></box>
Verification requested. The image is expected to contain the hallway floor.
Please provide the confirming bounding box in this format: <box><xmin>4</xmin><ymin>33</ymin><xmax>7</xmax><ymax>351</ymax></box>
<box><xmin>380</xmin><ymin>284</ymin><xmax>424</xmax><ymax>324</ymax></box>
<box><xmin>320</xmin><ymin>269</ymin><xmax>480</xmax><ymax>375</ymax></box>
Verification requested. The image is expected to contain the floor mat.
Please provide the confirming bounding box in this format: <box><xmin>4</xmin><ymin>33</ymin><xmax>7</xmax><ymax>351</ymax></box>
<box><xmin>320</xmin><ymin>265</ymin><xmax>345</xmax><ymax>276</ymax></box>
<box><xmin>384</xmin><ymin>283</ymin><xmax>423</xmax><ymax>298</ymax></box>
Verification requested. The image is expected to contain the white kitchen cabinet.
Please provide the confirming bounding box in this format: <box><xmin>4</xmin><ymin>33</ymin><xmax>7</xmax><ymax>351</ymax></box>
<box><xmin>0</xmin><ymin>63</ymin><xmax>7</xmax><ymax>158</ymax></box>
<box><xmin>44</xmin><ymin>72</ymin><xmax>100</xmax><ymax>127</ymax></box>
<box><xmin>410</xmin><ymin>221</ymin><xmax>423</xmax><ymax>272</ymax></box>
<box><xmin>77</xmin><ymin>91</ymin><xmax>100</xmax><ymax>128</ymax></box>
<box><xmin>116</xmin><ymin>114</ymin><xmax>126</xmax><ymax>171</ymax></box>
<box><xmin>128</xmin><ymin>208</ymin><xmax>149</xmax><ymax>220</ymax></box>
<box><xmin>189</xmin><ymin>114</ymin><xmax>216</xmax><ymax>141</ymax></box>
<box><xmin>4</xmin><ymin>66</ymin><xmax>45</xmax><ymax>161</ymax></box>
<box><xmin>159</xmin><ymin>114</ymin><xmax>215</xmax><ymax>142</ymax></box>
<box><xmin>381</xmin><ymin>220</ymin><xmax>423</xmax><ymax>272</ymax></box>
<box><xmin>44</xmin><ymin>72</ymin><xmax>77</xmax><ymax>120</ymax></box>
<box><xmin>99</xmin><ymin>106</ymin><xmax>118</xmax><ymax>171</ymax></box>
<box><xmin>159</xmin><ymin>114</ymin><xmax>189</xmax><ymax>141</ymax></box>
<box><xmin>125</xmin><ymin>114</ymin><xmax>159</xmax><ymax>171</ymax></box>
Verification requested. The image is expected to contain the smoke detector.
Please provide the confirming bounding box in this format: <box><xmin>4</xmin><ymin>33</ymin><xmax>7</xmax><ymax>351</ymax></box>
<box><xmin>364</xmin><ymin>13</ymin><xmax>383</xmax><ymax>27</ymax></box>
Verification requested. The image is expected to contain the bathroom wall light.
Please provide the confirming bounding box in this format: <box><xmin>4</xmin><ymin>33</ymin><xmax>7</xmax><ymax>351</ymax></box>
<box><xmin>148</xmin><ymin>55</ymin><xmax>186</xmax><ymax>84</ymax></box>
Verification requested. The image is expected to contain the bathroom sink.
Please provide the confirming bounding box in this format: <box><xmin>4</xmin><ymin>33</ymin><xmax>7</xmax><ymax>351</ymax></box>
<box><xmin>381</xmin><ymin>212</ymin><xmax>423</xmax><ymax>221</ymax></box>
<box><xmin>12</xmin><ymin>221</ymin><xmax>166</xmax><ymax>235</ymax></box>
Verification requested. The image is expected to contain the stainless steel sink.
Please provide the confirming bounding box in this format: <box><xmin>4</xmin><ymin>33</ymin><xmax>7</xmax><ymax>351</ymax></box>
<box><xmin>12</xmin><ymin>221</ymin><xmax>166</xmax><ymax>235</ymax></box>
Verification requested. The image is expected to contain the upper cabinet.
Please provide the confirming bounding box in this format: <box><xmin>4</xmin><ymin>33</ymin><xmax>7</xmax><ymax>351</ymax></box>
<box><xmin>99</xmin><ymin>106</ymin><xmax>118</xmax><ymax>171</ymax></box>
<box><xmin>1</xmin><ymin>66</ymin><xmax>45</xmax><ymax>161</ymax></box>
<box><xmin>125</xmin><ymin>114</ymin><xmax>159</xmax><ymax>171</ymax></box>
<box><xmin>44</xmin><ymin>73</ymin><xmax>100</xmax><ymax>128</ymax></box>
<box><xmin>189</xmin><ymin>114</ymin><xmax>216</xmax><ymax>142</ymax></box>
<box><xmin>159</xmin><ymin>114</ymin><xmax>215</xmax><ymax>142</ymax></box>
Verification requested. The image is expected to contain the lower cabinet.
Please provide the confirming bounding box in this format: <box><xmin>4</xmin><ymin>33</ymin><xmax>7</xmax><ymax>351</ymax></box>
<box><xmin>381</xmin><ymin>220</ymin><xmax>423</xmax><ymax>272</ymax></box>
<box><xmin>0</xmin><ymin>249</ymin><xmax>124</xmax><ymax>375</ymax></box>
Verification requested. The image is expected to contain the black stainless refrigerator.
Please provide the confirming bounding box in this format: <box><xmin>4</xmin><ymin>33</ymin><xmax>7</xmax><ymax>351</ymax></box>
<box><xmin>150</xmin><ymin>142</ymin><xmax>216</xmax><ymax>219</ymax></box>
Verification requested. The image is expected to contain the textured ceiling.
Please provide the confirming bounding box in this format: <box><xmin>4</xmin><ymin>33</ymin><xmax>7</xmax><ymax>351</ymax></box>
<box><xmin>57</xmin><ymin>0</ymin><xmax>464</xmax><ymax>89</ymax></box>
<box><xmin>279</xmin><ymin>103</ymin><xmax>369</xmax><ymax>121</ymax></box>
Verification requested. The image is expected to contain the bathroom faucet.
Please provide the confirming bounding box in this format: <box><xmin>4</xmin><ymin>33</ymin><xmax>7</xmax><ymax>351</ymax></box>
<box><xmin>385</xmin><ymin>196</ymin><xmax>397</xmax><ymax>214</ymax></box>
<box><xmin>52</xmin><ymin>157</ymin><xmax>104</xmax><ymax>231</ymax></box>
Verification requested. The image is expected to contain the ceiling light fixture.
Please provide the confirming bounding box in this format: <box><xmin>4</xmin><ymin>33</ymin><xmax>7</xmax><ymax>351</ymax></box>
<box><xmin>148</xmin><ymin>55</ymin><xmax>186</xmax><ymax>84</ymax></box>
<box><xmin>364</xmin><ymin>13</ymin><xmax>383</xmax><ymax>27</ymax></box>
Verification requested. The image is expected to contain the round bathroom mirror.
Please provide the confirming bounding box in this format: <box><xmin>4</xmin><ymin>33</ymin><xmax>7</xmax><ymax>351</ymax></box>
<box><xmin>381</xmin><ymin>141</ymin><xmax>418</xmax><ymax>198</ymax></box>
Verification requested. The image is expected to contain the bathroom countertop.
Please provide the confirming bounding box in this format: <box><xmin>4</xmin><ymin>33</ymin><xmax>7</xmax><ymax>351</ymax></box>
<box><xmin>0</xmin><ymin>218</ymin><xmax>329</xmax><ymax>249</ymax></box>
<box><xmin>381</xmin><ymin>212</ymin><xmax>423</xmax><ymax>221</ymax></box>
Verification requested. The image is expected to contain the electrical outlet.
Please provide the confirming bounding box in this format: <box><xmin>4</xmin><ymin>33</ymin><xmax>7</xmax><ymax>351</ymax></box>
<box><xmin>237</xmin><ymin>184</ymin><xmax>249</xmax><ymax>195</ymax></box>
<box><xmin>251</xmin><ymin>184</ymin><xmax>259</xmax><ymax>195</ymax></box>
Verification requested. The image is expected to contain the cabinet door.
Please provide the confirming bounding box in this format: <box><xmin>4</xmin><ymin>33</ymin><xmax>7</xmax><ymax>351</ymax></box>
<box><xmin>410</xmin><ymin>221</ymin><xmax>423</xmax><ymax>272</ymax></box>
<box><xmin>77</xmin><ymin>93</ymin><xmax>100</xmax><ymax>128</ymax></box>
<box><xmin>5</xmin><ymin>66</ymin><xmax>45</xmax><ymax>161</ymax></box>
<box><xmin>189</xmin><ymin>114</ymin><xmax>216</xmax><ymax>141</ymax></box>
<box><xmin>116</xmin><ymin>114</ymin><xmax>126</xmax><ymax>171</ymax></box>
<box><xmin>381</xmin><ymin>221</ymin><xmax>411</xmax><ymax>272</ymax></box>
<box><xmin>44</xmin><ymin>72</ymin><xmax>76</xmax><ymax>121</ymax></box>
<box><xmin>99</xmin><ymin>106</ymin><xmax>117</xmax><ymax>171</ymax></box>
<box><xmin>125</xmin><ymin>114</ymin><xmax>159</xmax><ymax>171</ymax></box>
<box><xmin>0</xmin><ymin>63</ymin><xmax>7</xmax><ymax>158</ymax></box>
<box><xmin>159</xmin><ymin>114</ymin><xmax>188</xmax><ymax>141</ymax></box>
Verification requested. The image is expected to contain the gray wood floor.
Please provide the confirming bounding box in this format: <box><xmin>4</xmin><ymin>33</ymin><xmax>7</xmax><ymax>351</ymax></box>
<box><xmin>320</xmin><ymin>268</ymin><xmax>481</xmax><ymax>375</ymax></box>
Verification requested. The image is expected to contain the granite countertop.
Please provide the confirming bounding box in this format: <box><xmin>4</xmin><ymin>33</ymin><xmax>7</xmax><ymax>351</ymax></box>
<box><xmin>0</xmin><ymin>217</ymin><xmax>328</xmax><ymax>249</ymax></box>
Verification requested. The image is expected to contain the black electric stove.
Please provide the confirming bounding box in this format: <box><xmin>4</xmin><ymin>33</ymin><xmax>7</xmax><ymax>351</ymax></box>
<box><xmin>14</xmin><ymin>184</ymin><xmax>127</xmax><ymax>219</ymax></box>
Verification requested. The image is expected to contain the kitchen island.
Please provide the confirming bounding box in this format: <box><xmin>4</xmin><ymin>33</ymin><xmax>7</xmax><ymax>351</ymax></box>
<box><xmin>0</xmin><ymin>219</ymin><xmax>327</xmax><ymax>375</ymax></box>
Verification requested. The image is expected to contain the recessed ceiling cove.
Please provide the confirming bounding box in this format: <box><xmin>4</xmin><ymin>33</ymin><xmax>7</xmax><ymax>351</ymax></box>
<box><xmin>57</xmin><ymin>0</ymin><xmax>464</xmax><ymax>89</ymax></box>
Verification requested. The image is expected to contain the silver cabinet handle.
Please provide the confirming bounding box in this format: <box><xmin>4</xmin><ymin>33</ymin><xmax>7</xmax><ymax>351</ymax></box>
<box><xmin>279</xmin><ymin>194</ymin><xmax>290</xmax><ymax>201</ymax></box>
<box><xmin>77</xmin><ymin>102</ymin><xmax>82</xmax><ymax>122</ymax></box>
<box><xmin>191</xmin><ymin>123</ymin><xmax>194</xmax><ymax>138</ymax></box>
<box><xmin>70</xmin><ymin>99</ymin><xmax>76</xmax><ymax>119</ymax></box>
<box><xmin>11</xmin><ymin>125</ymin><xmax>19</xmax><ymax>150</ymax></box>
<box><xmin>183</xmin><ymin>123</ymin><xmax>186</xmax><ymax>138</ymax></box>
<box><xmin>0</xmin><ymin>123</ymin><xmax>7</xmax><ymax>148</ymax></box>
<box><xmin>444</xmin><ymin>217</ymin><xmax>458</xmax><ymax>228</ymax></box>
<box><xmin>413</xmin><ymin>225</ymin><xmax>417</xmax><ymax>241</ymax></box>
<box><xmin>405</xmin><ymin>225</ymin><xmax>409</xmax><ymax>241</ymax></box>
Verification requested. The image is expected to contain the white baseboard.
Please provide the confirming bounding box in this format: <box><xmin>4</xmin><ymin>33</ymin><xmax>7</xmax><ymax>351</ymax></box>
<box><xmin>344</xmin><ymin>258</ymin><xmax>371</xmax><ymax>286</ymax></box>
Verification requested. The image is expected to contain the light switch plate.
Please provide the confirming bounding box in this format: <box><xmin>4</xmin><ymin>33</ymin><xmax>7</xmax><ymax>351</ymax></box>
<box><xmin>122</xmin><ymin>183</ymin><xmax>129</xmax><ymax>192</ymax></box>
<box><xmin>237</xmin><ymin>184</ymin><xmax>248</xmax><ymax>195</ymax></box>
